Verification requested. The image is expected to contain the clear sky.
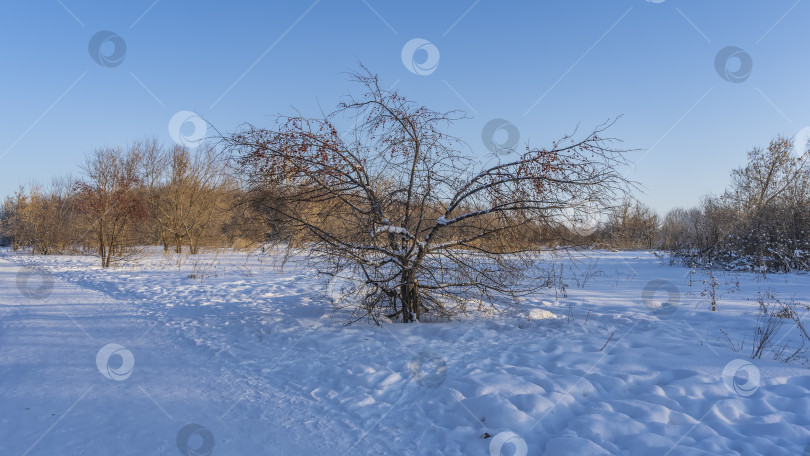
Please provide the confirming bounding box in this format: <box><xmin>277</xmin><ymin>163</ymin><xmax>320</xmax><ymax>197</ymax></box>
<box><xmin>1</xmin><ymin>1</ymin><xmax>808</xmax><ymax>215</ymax></box>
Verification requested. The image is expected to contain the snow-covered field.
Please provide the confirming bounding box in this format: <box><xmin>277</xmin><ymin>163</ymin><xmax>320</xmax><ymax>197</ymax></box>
<box><xmin>1</xmin><ymin>247</ymin><xmax>809</xmax><ymax>455</ymax></box>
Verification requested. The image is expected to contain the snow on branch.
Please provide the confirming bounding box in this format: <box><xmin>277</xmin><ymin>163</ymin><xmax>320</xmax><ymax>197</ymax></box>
<box><xmin>372</xmin><ymin>225</ymin><xmax>415</xmax><ymax>239</ymax></box>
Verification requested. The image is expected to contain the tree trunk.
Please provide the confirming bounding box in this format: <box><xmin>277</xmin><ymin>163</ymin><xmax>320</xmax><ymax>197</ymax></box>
<box><xmin>161</xmin><ymin>230</ymin><xmax>170</xmax><ymax>252</ymax></box>
<box><xmin>104</xmin><ymin>235</ymin><xmax>114</xmax><ymax>268</ymax></box>
<box><xmin>98</xmin><ymin>230</ymin><xmax>107</xmax><ymax>267</ymax></box>
<box><xmin>400</xmin><ymin>269</ymin><xmax>420</xmax><ymax>323</ymax></box>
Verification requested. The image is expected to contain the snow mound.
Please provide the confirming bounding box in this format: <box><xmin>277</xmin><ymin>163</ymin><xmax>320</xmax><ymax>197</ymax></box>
<box><xmin>528</xmin><ymin>308</ymin><xmax>557</xmax><ymax>320</ymax></box>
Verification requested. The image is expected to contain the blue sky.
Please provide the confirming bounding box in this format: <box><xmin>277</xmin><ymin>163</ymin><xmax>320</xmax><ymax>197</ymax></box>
<box><xmin>1</xmin><ymin>1</ymin><xmax>808</xmax><ymax>214</ymax></box>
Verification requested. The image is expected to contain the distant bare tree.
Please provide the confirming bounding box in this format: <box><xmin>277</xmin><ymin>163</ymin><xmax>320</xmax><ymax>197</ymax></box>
<box><xmin>225</xmin><ymin>69</ymin><xmax>633</xmax><ymax>323</ymax></box>
<box><xmin>75</xmin><ymin>147</ymin><xmax>146</xmax><ymax>267</ymax></box>
<box><xmin>38</xmin><ymin>176</ymin><xmax>80</xmax><ymax>254</ymax></box>
<box><xmin>133</xmin><ymin>137</ymin><xmax>169</xmax><ymax>248</ymax></box>
<box><xmin>157</xmin><ymin>144</ymin><xmax>229</xmax><ymax>254</ymax></box>
<box><xmin>0</xmin><ymin>188</ymin><xmax>26</xmax><ymax>250</ymax></box>
<box><xmin>660</xmin><ymin>207</ymin><xmax>705</xmax><ymax>252</ymax></box>
<box><xmin>603</xmin><ymin>200</ymin><xmax>659</xmax><ymax>249</ymax></box>
<box><xmin>727</xmin><ymin>136</ymin><xmax>806</xmax><ymax>211</ymax></box>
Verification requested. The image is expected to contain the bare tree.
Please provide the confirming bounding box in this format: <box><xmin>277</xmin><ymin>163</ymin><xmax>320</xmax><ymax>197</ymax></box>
<box><xmin>75</xmin><ymin>147</ymin><xmax>146</xmax><ymax>267</ymax></box>
<box><xmin>727</xmin><ymin>136</ymin><xmax>806</xmax><ymax>211</ymax></box>
<box><xmin>224</xmin><ymin>70</ymin><xmax>633</xmax><ymax>324</ymax></box>
<box><xmin>157</xmin><ymin>144</ymin><xmax>229</xmax><ymax>254</ymax></box>
<box><xmin>603</xmin><ymin>200</ymin><xmax>659</xmax><ymax>249</ymax></box>
<box><xmin>133</xmin><ymin>137</ymin><xmax>169</xmax><ymax>248</ymax></box>
<box><xmin>0</xmin><ymin>188</ymin><xmax>26</xmax><ymax>250</ymax></box>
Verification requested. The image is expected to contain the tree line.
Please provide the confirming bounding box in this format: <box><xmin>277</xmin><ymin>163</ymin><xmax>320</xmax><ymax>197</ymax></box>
<box><xmin>0</xmin><ymin>137</ymin><xmax>672</xmax><ymax>270</ymax></box>
<box><xmin>0</xmin><ymin>139</ymin><xmax>265</xmax><ymax>265</ymax></box>
<box><xmin>3</xmin><ymin>131</ymin><xmax>800</xmax><ymax>277</ymax></box>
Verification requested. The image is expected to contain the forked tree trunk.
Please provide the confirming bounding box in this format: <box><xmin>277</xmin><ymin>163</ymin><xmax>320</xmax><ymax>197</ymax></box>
<box><xmin>400</xmin><ymin>269</ymin><xmax>421</xmax><ymax>323</ymax></box>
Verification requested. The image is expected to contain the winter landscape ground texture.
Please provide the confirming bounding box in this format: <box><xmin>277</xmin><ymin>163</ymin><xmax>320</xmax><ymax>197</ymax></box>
<box><xmin>2</xmin><ymin>248</ymin><xmax>809</xmax><ymax>455</ymax></box>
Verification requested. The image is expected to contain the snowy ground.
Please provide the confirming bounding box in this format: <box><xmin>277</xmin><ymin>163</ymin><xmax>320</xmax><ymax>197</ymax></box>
<box><xmin>1</xmin><ymin>247</ymin><xmax>809</xmax><ymax>455</ymax></box>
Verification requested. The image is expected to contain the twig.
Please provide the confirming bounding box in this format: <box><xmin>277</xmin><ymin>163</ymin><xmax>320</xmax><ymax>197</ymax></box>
<box><xmin>600</xmin><ymin>331</ymin><xmax>615</xmax><ymax>351</ymax></box>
